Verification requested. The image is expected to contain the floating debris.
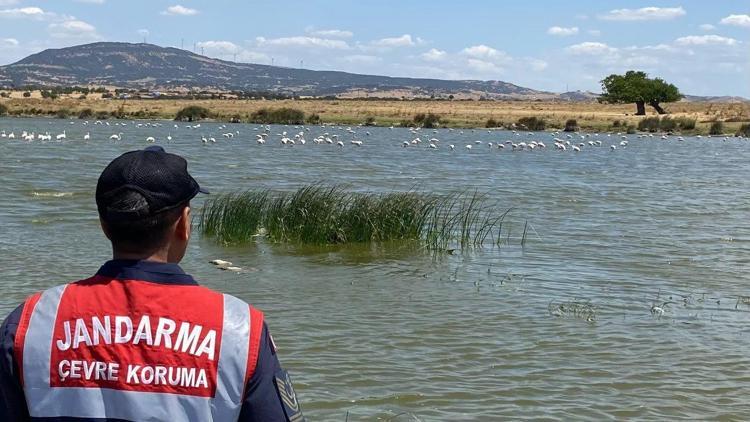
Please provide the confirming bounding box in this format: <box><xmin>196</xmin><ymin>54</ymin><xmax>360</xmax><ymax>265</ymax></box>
<box><xmin>209</xmin><ymin>259</ymin><xmax>233</xmax><ymax>266</ymax></box>
<box><xmin>548</xmin><ymin>299</ymin><xmax>597</xmax><ymax>322</ymax></box>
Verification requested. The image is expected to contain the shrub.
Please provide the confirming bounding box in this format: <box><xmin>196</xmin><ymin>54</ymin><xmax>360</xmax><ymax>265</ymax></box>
<box><xmin>709</xmin><ymin>121</ymin><xmax>724</xmax><ymax>135</ymax></box>
<box><xmin>249</xmin><ymin>107</ymin><xmax>305</xmax><ymax>124</ymax></box>
<box><xmin>305</xmin><ymin>113</ymin><xmax>321</xmax><ymax>125</ymax></box>
<box><xmin>78</xmin><ymin>108</ymin><xmax>93</xmax><ymax>119</ymax></box>
<box><xmin>22</xmin><ymin>91</ymin><xmax>31</xmax><ymax>98</ymax></box>
<box><xmin>612</xmin><ymin>120</ymin><xmax>622</xmax><ymax>127</ymax></box>
<box><xmin>735</xmin><ymin>124</ymin><xmax>750</xmax><ymax>137</ymax></box>
<box><xmin>101</xmin><ymin>92</ymin><xmax>113</xmax><ymax>99</ymax></box>
<box><xmin>485</xmin><ymin>118</ymin><xmax>503</xmax><ymax>128</ymax></box>
<box><xmin>364</xmin><ymin>116</ymin><xmax>376</xmax><ymax>126</ymax></box>
<box><xmin>413</xmin><ymin>113</ymin><xmax>441</xmax><ymax>128</ymax></box>
<box><xmin>675</xmin><ymin>117</ymin><xmax>696</xmax><ymax>130</ymax></box>
<box><xmin>95</xmin><ymin>111</ymin><xmax>109</xmax><ymax>120</ymax></box>
<box><xmin>55</xmin><ymin>108</ymin><xmax>70</xmax><ymax>119</ymax></box>
<box><xmin>517</xmin><ymin>116</ymin><xmax>545</xmax><ymax>131</ymax></box>
<box><xmin>626</xmin><ymin>125</ymin><xmax>637</xmax><ymax>134</ymax></box>
<box><xmin>637</xmin><ymin>117</ymin><xmax>660</xmax><ymax>132</ymax></box>
<box><xmin>175</xmin><ymin>105</ymin><xmax>211</xmax><ymax>122</ymax></box>
<box><xmin>659</xmin><ymin>117</ymin><xmax>677</xmax><ymax>132</ymax></box>
<box><xmin>0</xmin><ymin>103</ymin><xmax>7</xmax><ymax>116</ymax></box>
<box><xmin>563</xmin><ymin>119</ymin><xmax>578</xmax><ymax>132</ymax></box>
<box><xmin>40</xmin><ymin>90</ymin><xmax>58</xmax><ymax>100</ymax></box>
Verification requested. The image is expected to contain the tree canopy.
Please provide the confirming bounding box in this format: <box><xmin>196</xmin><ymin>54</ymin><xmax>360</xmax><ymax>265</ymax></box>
<box><xmin>599</xmin><ymin>71</ymin><xmax>682</xmax><ymax>115</ymax></box>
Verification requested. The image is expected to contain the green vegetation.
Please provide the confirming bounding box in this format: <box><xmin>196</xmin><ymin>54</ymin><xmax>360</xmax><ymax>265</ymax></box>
<box><xmin>626</xmin><ymin>125</ymin><xmax>637</xmax><ymax>134</ymax></box>
<box><xmin>55</xmin><ymin>108</ymin><xmax>70</xmax><ymax>119</ymax></box>
<box><xmin>413</xmin><ymin>113</ymin><xmax>441</xmax><ymax>128</ymax></box>
<box><xmin>0</xmin><ymin>103</ymin><xmax>7</xmax><ymax>116</ymax></box>
<box><xmin>737</xmin><ymin>124</ymin><xmax>750</xmax><ymax>137</ymax></box>
<box><xmin>638</xmin><ymin>116</ymin><xmax>696</xmax><ymax>132</ymax></box>
<box><xmin>709</xmin><ymin>121</ymin><xmax>724</xmax><ymax>135</ymax></box>
<box><xmin>174</xmin><ymin>105</ymin><xmax>211</xmax><ymax>122</ymax></box>
<box><xmin>564</xmin><ymin>119</ymin><xmax>578</xmax><ymax>132</ymax></box>
<box><xmin>305</xmin><ymin>113</ymin><xmax>321</xmax><ymax>125</ymax></box>
<box><xmin>199</xmin><ymin>185</ymin><xmax>514</xmax><ymax>251</ymax></box>
<box><xmin>517</xmin><ymin>116</ymin><xmax>546</xmax><ymax>131</ymax></box>
<box><xmin>78</xmin><ymin>108</ymin><xmax>94</xmax><ymax>119</ymax></box>
<box><xmin>363</xmin><ymin>116</ymin><xmax>376</xmax><ymax>126</ymax></box>
<box><xmin>599</xmin><ymin>70</ymin><xmax>682</xmax><ymax>115</ymax></box>
<box><xmin>485</xmin><ymin>118</ymin><xmax>503</xmax><ymax>128</ymax></box>
<box><xmin>249</xmin><ymin>107</ymin><xmax>305</xmax><ymax>124</ymax></box>
<box><xmin>22</xmin><ymin>92</ymin><xmax>31</xmax><ymax>98</ymax></box>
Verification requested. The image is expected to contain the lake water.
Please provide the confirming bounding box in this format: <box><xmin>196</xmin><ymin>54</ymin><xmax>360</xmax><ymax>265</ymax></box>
<box><xmin>1</xmin><ymin>117</ymin><xmax>750</xmax><ymax>420</ymax></box>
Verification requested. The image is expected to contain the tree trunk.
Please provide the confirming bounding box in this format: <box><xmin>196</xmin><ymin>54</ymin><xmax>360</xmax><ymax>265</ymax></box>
<box><xmin>650</xmin><ymin>101</ymin><xmax>666</xmax><ymax>114</ymax></box>
<box><xmin>635</xmin><ymin>101</ymin><xmax>646</xmax><ymax>115</ymax></box>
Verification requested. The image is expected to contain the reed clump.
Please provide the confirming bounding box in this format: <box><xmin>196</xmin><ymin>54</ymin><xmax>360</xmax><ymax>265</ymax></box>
<box><xmin>199</xmin><ymin>185</ymin><xmax>514</xmax><ymax>250</ymax></box>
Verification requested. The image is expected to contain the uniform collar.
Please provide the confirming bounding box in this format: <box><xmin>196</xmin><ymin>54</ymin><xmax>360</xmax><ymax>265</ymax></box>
<box><xmin>96</xmin><ymin>259</ymin><xmax>198</xmax><ymax>285</ymax></box>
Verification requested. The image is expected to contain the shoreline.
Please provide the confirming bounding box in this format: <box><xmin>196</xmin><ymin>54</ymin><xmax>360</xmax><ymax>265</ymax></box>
<box><xmin>0</xmin><ymin>97</ymin><xmax>748</xmax><ymax>136</ymax></box>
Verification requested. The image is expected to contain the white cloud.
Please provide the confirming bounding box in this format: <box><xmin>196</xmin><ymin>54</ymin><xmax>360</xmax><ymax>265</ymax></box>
<box><xmin>255</xmin><ymin>36</ymin><xmax>349</xmax><ymax>49</ymax></box>
<box><xmin>699</xmin><ymin>24</ymin><xmax>716</xmax><ymax>31</ymax></box>
<box><xmin>720</xmin><ymin>14</ymin><xmax>750</xmax><ymax>28</ymax></box>
<box><xmin>675</xmin><ymin>35</ymin><xmax>738</xmax><ymax>46</ymax></box>
<box><xmin>547</xmin><ymin>26</ymin><xmax>579</xmax><ymax>36</ymax></box>
<box><xmin>162</xmin><ymin>5</ymin><xmax>198</xmax><ymax>16</ymax></box>
<box><xmin>0</xmin><ymin>6</ymin><xmax>50</xmax><ymax>19</ymax></box>
<box><xmin>0</xmin><ymin>37</ymin><xmax>18</xmax><ymax>47</ymax></box>
<box><xmin>341</xmin><ymin>54</ymin><xmax>381</xmax><ymax>64</ymax></box>
<box><xmin>527</xmin><ymin>58</ymin><xmax>548</xmax><ymax>72</ymax></box>
<box><xmin>599</xmin><ymin>6</ymin><xmax>686</xmax><ymax>21</ymax></box>
<box><xmin>566</xmin><ymin>42</ymin><xmax>616</xmax><ymax>55</ymax></box>
<box><xmin>197</xmin><ymin>40</ymin><xmax>241</xmax><ymax>55</ymax></box>
<box><xmin>307</xmin><ymin>29</ymin><xmax>353</xmax><ymax>39</ymax></box>
<box><xmin>421</xmin><ymin>48</ymin><xmax>446</xmax><ymax>61</ymax></box>
<box><xmin>48</xmin><ymin>19</ymin><xmax>100</xmax><ymax>40</ymax></box>
<box><xmin>461</xmin><ymin>44</ymin><xmax>507</xmax><ymax>60</ymax></box>
<box><xmin>371</xmin><ymin>34</ymin><xmax>418</xmax><ymax>47</ymax></box>
<box><xmin>466</xmin><ymin>58</ymin><xmax>503</xmax><ymax>74</ymax></box>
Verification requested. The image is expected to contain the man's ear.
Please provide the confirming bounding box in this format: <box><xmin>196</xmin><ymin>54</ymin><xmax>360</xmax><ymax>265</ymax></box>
<box><xmin>177</xmin><ymin>206</ymin><xmax>191</xmax><ymax>240</ymax></box>
<box><xmin>99</xmin><ymin>218</ymin><xmax>113</xmax><ymax>241</ymax></box>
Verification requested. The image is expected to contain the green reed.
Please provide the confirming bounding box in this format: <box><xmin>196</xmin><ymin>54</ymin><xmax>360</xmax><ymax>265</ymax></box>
<box><xmin>199</xmin><ymin>185</ymin><xmax>518</xmax><ymax>250</ymax></box>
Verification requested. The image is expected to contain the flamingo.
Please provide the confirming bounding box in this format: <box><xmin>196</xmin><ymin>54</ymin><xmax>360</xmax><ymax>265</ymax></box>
<box><xmin>83</xmin><ymin>132</ymin><xmax>90</xmax><ymax>140</ymax></box>
<box><xmin>146</xmin><ymin>136</ymin><xmax>156</xmax><ymax>143</ymax></box>
<box><xmin>109</xmin><ymin>133</ymin><xmax>123</xmax><ymax>141</ymax></box>
<box><xmin>56</xmin><ymin>131</ymin><xmax>66</xmax><ymax>140</ymax></box>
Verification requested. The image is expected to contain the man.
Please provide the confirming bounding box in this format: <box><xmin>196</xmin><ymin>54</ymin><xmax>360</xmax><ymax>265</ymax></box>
<box><xmin>0</xmin><ymin>146</ymin><xmax>303</xmax><ymax>421</ymax></box>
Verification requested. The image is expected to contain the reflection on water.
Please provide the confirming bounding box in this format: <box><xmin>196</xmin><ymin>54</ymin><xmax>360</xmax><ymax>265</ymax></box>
<box><xmin>2</xmin><ymin>118</ymin><xmax>750</xmax><ymax>419</ymax></box>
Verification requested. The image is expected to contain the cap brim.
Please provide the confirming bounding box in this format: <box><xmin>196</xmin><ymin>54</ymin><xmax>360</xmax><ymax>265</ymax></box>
<box><xmin>198</xmin><ymin>187</ymin><xmax>210</xmax><ymax>194</ymax></box>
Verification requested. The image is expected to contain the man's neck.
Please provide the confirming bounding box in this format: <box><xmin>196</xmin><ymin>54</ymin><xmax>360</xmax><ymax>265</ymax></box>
<box><xmin>112</xmin><ymin>249</ymin><xmax>170</xmax><ymax>263</ymax></box>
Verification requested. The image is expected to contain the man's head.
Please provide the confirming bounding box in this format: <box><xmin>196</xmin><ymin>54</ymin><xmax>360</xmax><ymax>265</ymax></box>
<box><xmin>96</xmin><ymin>146</ymin><xmax>207</xmax><ymax>262</ymax></box>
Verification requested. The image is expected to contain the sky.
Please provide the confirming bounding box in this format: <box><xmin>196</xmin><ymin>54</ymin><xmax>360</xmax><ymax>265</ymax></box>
<box><xmin>0</xmin><ymin>1</ymin><xmax>748</xmax><ymax>96</ymax></box>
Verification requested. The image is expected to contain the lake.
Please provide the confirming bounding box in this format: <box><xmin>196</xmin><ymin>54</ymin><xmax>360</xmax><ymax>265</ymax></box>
<box><xmin>1</xmin><ymin>117</ymin><xmax>749</xmax><ymax>420</ymax></box>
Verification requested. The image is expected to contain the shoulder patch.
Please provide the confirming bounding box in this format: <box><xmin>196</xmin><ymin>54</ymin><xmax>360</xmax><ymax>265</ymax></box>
<box><xmin>274</xmin><ymin>369</ymin><xmax>304</xmax><ymax>422</ymax></box>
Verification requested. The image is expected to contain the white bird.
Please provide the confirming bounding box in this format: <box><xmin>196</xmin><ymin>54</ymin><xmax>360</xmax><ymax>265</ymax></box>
<box><xmin>109</xmin><ymin>133</ymin><xmax>122</xmax><ymax>141</ymax></box>
<box><xmin>449</xmin><ymin>145</ymin><xmax>455</xmax><ymax>150</ymax></box>
<box><xmin>351</xmin><ymin>140</ymin><xmax>363</xmax><ymax>146</ymax></box>
<box><xmin>146</xmin><ymin>136</ymin><xmax>156</xmax><ymax>143</ymax></box>
<box><xmin>611</xmin><ymin>145</ymin><xmax>617</xmax><ymax>150</ymax></box>
<box><xmin>83</xmin><ymin>132</ymin><xmax>90</xmax><ymax>141</ymax></box>
<box><xmin>201</xmin><ymin>136</ymin><xmax>208</xmax><ymax>143</ymax></box>
<box><xmin>465</xmin><ymin>145</ymin><xmax>472</xmax><ymax>150</ymax></box>
<box><xmin>56</xmin><ymin>131</ymin><xmax>66</xmax><ymax>140</ymax></box>
<box><xmin>429</xmin><ymin>143</ymin><xmax>437</xmax><ymax>149</ymax></box>
<box><xmin>167</xmin><ymin>133</ymin><xmax>172</xmax><ymax>142</ymax></box>
<box><xmin>337</xmin><ymin>141</ymin><xmax>344</xmax><ymax>147</ymax></box>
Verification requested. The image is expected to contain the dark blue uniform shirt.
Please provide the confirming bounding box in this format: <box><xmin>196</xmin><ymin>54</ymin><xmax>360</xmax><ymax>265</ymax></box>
<box><xmin>0</xmin><ymin>260</ymin><xmax>298</xmax><ymax>422</ymax></box>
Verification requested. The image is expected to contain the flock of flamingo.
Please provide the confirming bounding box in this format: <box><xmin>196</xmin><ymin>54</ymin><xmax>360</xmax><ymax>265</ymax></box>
<box><xmin>0</xmin><ymin>120</ymin><xmax>745</xmax><ymax>153</ymax></box>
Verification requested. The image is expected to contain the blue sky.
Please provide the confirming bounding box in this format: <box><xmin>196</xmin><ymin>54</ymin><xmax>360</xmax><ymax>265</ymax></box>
<box><xmin>0</xmin><ymin>1</ymin><xmax>748</xmax><ymax>96</ymax></box>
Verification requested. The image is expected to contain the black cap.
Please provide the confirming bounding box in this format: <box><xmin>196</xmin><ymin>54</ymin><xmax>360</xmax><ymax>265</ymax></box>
<box><xmin>96</xmin><ymin>146</ymin><xmax>207</xmax><ymax>221</ymax></box>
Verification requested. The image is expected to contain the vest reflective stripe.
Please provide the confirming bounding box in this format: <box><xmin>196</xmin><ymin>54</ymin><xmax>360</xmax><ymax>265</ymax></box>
<box><xmin>20</xmin><ymin>286</ymin><xmax>253</xmax><ymax>422</ymax></box>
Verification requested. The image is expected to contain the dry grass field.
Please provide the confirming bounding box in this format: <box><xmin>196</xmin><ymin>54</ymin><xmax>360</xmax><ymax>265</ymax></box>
<box><xmin>1</xmin><ymin>94</ymin><xmax>748</xmax><ymax>134</ymax></box>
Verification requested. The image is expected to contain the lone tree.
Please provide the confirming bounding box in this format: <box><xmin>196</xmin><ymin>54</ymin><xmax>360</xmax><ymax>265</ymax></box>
<box><xmin>599</xmin><ymin>71</ymin><xmax>682</xmax><ymax>115</ymax></box>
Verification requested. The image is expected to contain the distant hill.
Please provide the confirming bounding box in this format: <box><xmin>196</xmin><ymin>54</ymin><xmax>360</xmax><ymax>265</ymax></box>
<box><xmin>0</xmin><ymin>42</ymin><xmax>745</xmax><ymax>102</ymax></box>
<box><xmin>0</xmin><ymin>42</ymin><xmax>550</xmax><ymax>99</ymax></box>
